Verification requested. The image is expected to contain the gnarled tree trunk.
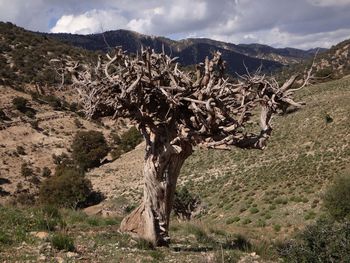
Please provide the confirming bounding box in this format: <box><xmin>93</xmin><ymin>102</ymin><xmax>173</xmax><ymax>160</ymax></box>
<box><xmin>120</xmin><ymin>127</ymin><xmax>192</xmax><ymax>246</ymax></box>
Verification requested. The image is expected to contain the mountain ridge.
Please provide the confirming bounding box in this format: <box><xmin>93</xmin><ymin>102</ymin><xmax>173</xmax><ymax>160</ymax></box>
<box><xmin>44</xmin><ymin>29</ymin><xmax>319</xmax><ymax>74</ymax></box>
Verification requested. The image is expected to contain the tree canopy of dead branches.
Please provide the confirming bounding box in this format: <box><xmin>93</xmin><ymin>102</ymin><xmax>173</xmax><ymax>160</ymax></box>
<box><xmin>63</xmin><ymin>47</ymin><xmax>307</xmax><ymax>151</ymax></box>
<box><xmin>58</xmin><ymin>46</ymin><xmax>311</xmax><ymax>246</ymax></box>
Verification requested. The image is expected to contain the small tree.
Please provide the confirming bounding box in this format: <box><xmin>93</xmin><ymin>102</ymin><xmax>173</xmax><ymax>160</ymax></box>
<box><xmin>21</xmin><ymin>162</ymin><xmax>33</xmax><ymax>179</ymax></box>
<box><xmin>42</xmin><ymin>167</ymin><xmax>52</xmax><ymax>177</ymax></box>
<box><xmin>39</xmin><ymin>166</ymin><xmax>92</xmax><ymax>209</ymax></box>
<box><xmin>323</xmin><ymin>174</ymin><xmax>350</xmax><ymax>220</ymax></box>
<box><xmin>173</xmin><ymin>186</ymin><xmax>200</xmax><ymax>220</ymax></box>
<box><xmin>119</xmin><ymin>126</ymin><xmax>143</xmax><ymax>152</ymax></box>
<box><xmin>63</xmin><ymin>47</ymin><xmax>312</xmax><ymax>245</ymax></box>
<box><xmin>12</xmin><ymin>97</ymin><xmax>28</xmax><ymax>112</ymax></box>
<box><xmin>71</xmin><ymin>130</ymin><xmax>109</xmax><ymax>171</ymax></box>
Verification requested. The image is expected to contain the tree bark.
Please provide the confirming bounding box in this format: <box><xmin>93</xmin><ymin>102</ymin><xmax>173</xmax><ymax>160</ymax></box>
<box><xmin>120</xmin><ymin>128</ymin><xmax>192</xmax><ymax>246</ymax></box>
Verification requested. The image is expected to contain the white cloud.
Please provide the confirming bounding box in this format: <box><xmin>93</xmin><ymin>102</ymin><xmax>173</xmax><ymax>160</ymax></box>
<box><xmin>50</xmin><ymin>9</ymin><xmax>128</xmax><ymax>34</ymax></box>
<box><xmin>308</xmin><ymin>0</ymin><xmax>350</xmax><ymax>6</ymax></box>
<box><xmin>207</xmin><ymin>27</ymin><xmax>350</xmax><ymax>50</ymax></box>
<box><xmin>1</xmin><ymin>0</ymin><xmax>350</xmax><ymax>49</ymax></box>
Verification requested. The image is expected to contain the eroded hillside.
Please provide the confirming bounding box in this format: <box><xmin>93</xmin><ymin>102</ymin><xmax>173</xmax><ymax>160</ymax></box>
<box><xmin>0</xmin><ymin>84</ymin><xmax>127</xmax><ymax>204</ymax></box>
<box><xmin>85</xmin><ymin>76</ymin><xmax>350</xmax><ymax>239</ymax></box>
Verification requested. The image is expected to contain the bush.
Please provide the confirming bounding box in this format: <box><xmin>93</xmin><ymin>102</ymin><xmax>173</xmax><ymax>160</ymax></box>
<box><xmin>42</xmin><ymin>167</ymin><xmax>51</xmax><ymax>177</ymax></box>
<box><xmin>323</xmin><ymin>174</ymin><xmax>350</xmax><ymax>220</ymax></box>
<box><xmin>12</xmin><ymin>97</ymin><xmax>28</xmax><ymax>112</ymax></box>
<box><xmin>71</xmin><ymin>130</ymin><xmax>109</xmax><ymax>171</ymax></box>
<box><xmin>226</xmin><ymin>216</ymin><xmax>240</xmax><ymax>224</ymax></box>
<box><xmin>69</xmin><ymin>102</ymin><xmax>78</xmax><ymax>112</ymax></box>
<box><xmin>185</xmin><ymin>224</ymin><xmax>214</xmax><ymax>244</ymax></box>
<box><xmin>73</xmin><ymin>118</ymin><xmax>84</xmax><ymax>129</ymax></box>
<box><xmin>119</xmin><ymin>127</ymin><xmax>143</xmax><ymax>152</ymax></box>
<box><xmin>0</xmin><ymin>109</ymin><xmax>10</xmax><ymax>121</ymax></box>
<box><xmin>39</xmin><ymin>166</ymin><xmax>92</xmax><ymax>208</ymax></box>
<box><xmin>135</xmin><ymin>238</ymin><xmax>155</xmax><ymax>250</ymax></box>
<box><xmin>249</xmin><ymin>207</ymin><xmax>259</xmax><ymax>214</ymax></box>
<box><xmin>21</xmin><ymin>162</ymin><xmax>33</xmax><ymax>179</ymax></box>
<box><xmin>0</xmin><ymin>230</ymin><xmax>12</xmax><ymax>245</ymax></box>
<box><xmin>50</xmin><ymin>233</ymin><xmax>75</xmax><ymax>251</ymax></box>
<box><xmin>173</xmin><ymin>186</ymin><xmax>200</xmax><ymax>220</ymax></box>
<box><xmin>110</xmin><ymin>147</ymin><xmax>123</xmax><ymax>160</ymax></box>
<box><xmin>52</xmin><ymin>152</ymin><xmax>71</xmax><ymax>165</ymax></box>
<box><xmin>278</xmin><ymin>218</ymin><xmax>350</xmax><ymax>263</ymax></box>
<box><xmin>36</xmin><ymin>205</ymin><xmax>65</xmax><ymax>231</ymax></box>
<box><xmin>222</xmin><ymin>233</ymin><xmax>252</xmax><ymax>251</ymax></box>
<box><xmin>42</xmin><ymin>95</ymin><xmax>62</xmax><ymax>110</ymax></box>
<box><xmin>315</xmin><ymin>67</ymin><xmax>333</xmax><ymax>78</ymax></box>
<box><xmin>16</xmin><ymin>146</ymin><xmax>26</xmax><ymax>155</ymax></box>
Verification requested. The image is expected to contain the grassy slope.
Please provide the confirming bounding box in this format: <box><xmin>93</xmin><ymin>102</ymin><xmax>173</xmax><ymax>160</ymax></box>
<box><xmin>0</xmin><ymin>77</ymin><xmax>349</xmax><ymax>263</ymax></box>
<box><xmin>180</xmin><ymin>76</ymin><xmax>350</xmax><ymax>237</ymax></box>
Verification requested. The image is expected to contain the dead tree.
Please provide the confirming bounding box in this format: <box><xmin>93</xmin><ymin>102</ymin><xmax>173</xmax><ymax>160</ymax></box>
<box><xmin>62</xmin><ymin>47</ymin><xmax>310</xmax><ymax>246</ymax></box>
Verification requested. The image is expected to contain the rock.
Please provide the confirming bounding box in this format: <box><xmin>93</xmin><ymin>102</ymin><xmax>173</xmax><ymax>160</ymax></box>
<box><xmin>66</xmin><ymin>251</ymin><xmax>79</xmax><ymax>258</ymax></box>
<box><xmin>31</xmin><ymin>231</ymin><xmax>49</xmax><ymax>240</ymax></box>
<box><xmin>83</xmin><ymin>204</ymin><xmax>103</xmax><ymax>216</ymax></box>
<box><xmin>55</xmin><ymin>256</ymin><xmax>64</xmax><ymax>263</ymax></box>
<box><xmin>38</xmin><ymin>255</ymin><xmax>46</xmax><ymax>261</ymax></box>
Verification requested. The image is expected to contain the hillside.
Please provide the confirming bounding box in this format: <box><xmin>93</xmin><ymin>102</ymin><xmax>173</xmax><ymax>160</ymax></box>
<box><xmin>1</xmin><ymin>74</ymin><xmax>349</xmax><ymax>263</ymax></box>
<box><xmin>0</xmin><ymin>83</ymin><xmax>130</xmax><ymax>204</ymax></box>
<box><xmin>86</xmin><ymin>76</ymin><xmax>350</xmax><ymax>237</ymax></box>
<box><xmin>0</xmin><ymin>22</ymin><xmax>99</xmax><ymax>86</ymax></box>
<box><xmin>45</xmin><ymin>29</ymin><xmax>316</xmax><ymax>75</ymax></box>
<box><xmin>279</xmin><ymin>39</ymin><xmax>350</xmax><ymax>81</ymax></box>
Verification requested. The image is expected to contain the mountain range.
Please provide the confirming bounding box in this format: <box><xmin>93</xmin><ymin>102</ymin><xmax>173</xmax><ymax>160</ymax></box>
<box><xmin>45</xmin><ymin>29</ymin><xmax>325</xmax><ymax>75</ymax></box>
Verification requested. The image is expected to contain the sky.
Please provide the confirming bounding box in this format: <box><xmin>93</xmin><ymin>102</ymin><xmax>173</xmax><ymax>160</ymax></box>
<box><xmin>0</xmin><ymin>0</ymin><xmax>350</xmax><ymax>50</ymax></box>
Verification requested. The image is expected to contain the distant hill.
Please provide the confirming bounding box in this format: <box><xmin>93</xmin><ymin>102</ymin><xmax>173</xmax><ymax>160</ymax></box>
<box><xmin>314</xmin><ymin>39</ymin><xmax>350</xmax><ymax>78</ymax></box>
<box><xmin>0</xmin><ymin>22</ymin><xmax>328</xmax><ymax>82</ymax></box>
<box><xmin>45</xmin><ymin>29</ymin><xmax>319</xmax><ymax>75</ymax></box>
<box><xmin>0</xmin><ymin>22</ymin><xmax>99</xmax><ymax>86</ymax></box>
<box><xmin>278</xmin><ymin>39</ymin><xmax>350</xmax><ymax>81</ymax></box>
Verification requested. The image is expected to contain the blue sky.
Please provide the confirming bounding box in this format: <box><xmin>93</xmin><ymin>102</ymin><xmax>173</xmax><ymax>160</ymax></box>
<box><xmin>1</xmin><ymin>0</ymin><xmax>350</xmax><ymax>49</ymax></box>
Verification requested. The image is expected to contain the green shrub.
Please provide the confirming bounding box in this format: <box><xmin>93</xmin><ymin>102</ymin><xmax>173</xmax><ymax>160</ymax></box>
<box><xmin>39</xmin><ymin>166</ymin><xmax>92</xmax><ymax>208</ymax></box>
<box><xmin>304</xmin><ymin>211</ymin><xmax>317</xmax><ymax>221</ymax></box>
<box><xmin>51</xmin><ymin>233</ymin><xmax>75</xmax><ymax>251</ymax></box>
<box><xmin>273</xmin><ymin>224</ymin><xmax>281</xmax><ymax>232</ymax></box>
<box><xmin>0</xmin><ymin>109</ymin><xmax>10</xmax><ymax>121</ymax></box>
<box><xmin>226</xmin><ymin>217</ymin><xmax>240</xmax><ymax>224</ymax></box>
<box><xmin>69</xmin><ymin>102</ymin><xmax>78</xmax><ymax>112</ymax></box>
<box><xmin>36</xmin><ymin>205</ymin><xmax>65</xmax><ymax>231</ymax></box>
<box><xmin>25</xmin><ymin>110</ymin><xmax>36</xmax><ymax>118</ymax></box>
<box><xmin>242</xmin><ymin>218</ymin><xmax>252</xmax><ymax>225</ymax></box>
<box><xmin>249</xmin><ymin>207</ymin><xmax>259</xmax><ymax>214</ymax></box>
<box><xmin>0</xmin><ymin>230</ymin><xmax>12</xmax><ymax>245</ymax></box>
<box><xmin>119</xmin><ymin>127</ymin><xmax>143</xmax><ymax>152</ymax></box>
<box><xmin>52</xmin><ymin>152</ymin><xmax>71</xmax><ymax>165</ymax></box>
<box><xmin>42</xmin><ymin>95</ymin><xmax>62</xmax><ymax>110</ymax></box>
<box><xmin>149</xmin><ymin>250</ymin><xmax>165</xmax><ymax>261</ymax></box>
<box><xmin>173</xmin><ymin>186</ymin><xmax>200</xmax><ymax>220</ymax></box>
<box><xmin>315</xmin><ymin>67</ymin><xmax>333</xmax><ymax>78</ymax></box>
<box><xmin>110</xmin><ymin>131</ymin><xmax>121</xmax><ymax>144</ymax></box>
<box><xmin>110</xmin><ymin>147</ymin><xmax>123</xmax><ymax>160</ymax></box>
<box><xmin>12</xmin><ymin>97</ymin><xmax>28</xmax><ymax>112</ymax></box>
<box><xmin>42</xmin><ymin>167</ymin><xmax>51</xmax><ymax>177</ymax></box>
<box><xmin>278</xmin><ymin>218</ymin><xmax>350</xmax><ymax>263</ymax></box>
<box><xmin>71</xmin><ymin>130</ymin><xmax>109</xmax><ymax>171</ymax></box>
<box><xmin>222</xmin><ymin>234</ymin><xmax>252</xmax><ymax>251</ymax></box>
<box><xmin>323</xmin><ymin>174</ymin><xmax>350</xmax><ymax>220</ymax></box>
<box><xmin>135</xmin><ymin>238</ymin><xmax>155</xmax><ymax>250</ymax></box>
<box><xmin>74</xmin><ymin>118</ymin><xmax>84</xmax><ymax>129</ymax></box>
<box><xmin>324</xmin><ymin>113</ymin><xmax>333</xmax><ymax>124</ymax></box>
<box><xmin>16</xmin><ymin>146</ymin><xmax>26</xmax><ymax>155</ymax></box>
<box><xmin>185</xmin><ymin>224</ymin><xmax>214</xmax><ymax>244</ymax></box>
<box><xmin>21</xmin><ymin>162</ymin><xmax>33</xmax><ymax>179</ymax></box>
